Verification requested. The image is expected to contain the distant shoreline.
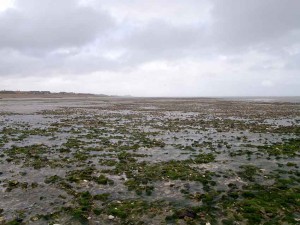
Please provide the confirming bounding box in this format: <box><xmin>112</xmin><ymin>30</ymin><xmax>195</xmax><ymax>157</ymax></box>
<box><xmin>0</xmin><ymin>91</ymin><xmax>106</xmax><ymax>99</ymax></box>
<box><xmin>0</xmin><ymin>91</ymin><xmax>299</xmax><ymax>103</ymax></box>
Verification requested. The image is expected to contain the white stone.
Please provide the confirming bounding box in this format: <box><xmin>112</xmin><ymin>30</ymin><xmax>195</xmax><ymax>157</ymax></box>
<box><xmin>108</xmin><ymin>215</ymin><xmax>115</xmax><ymax>220</ymax></box>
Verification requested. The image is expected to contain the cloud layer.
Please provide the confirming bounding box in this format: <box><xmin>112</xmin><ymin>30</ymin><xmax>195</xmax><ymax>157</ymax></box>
<box><xmin>0</xmin><ymin>0</ymin><xmax>299</xmax><ymax>96</ymax></box>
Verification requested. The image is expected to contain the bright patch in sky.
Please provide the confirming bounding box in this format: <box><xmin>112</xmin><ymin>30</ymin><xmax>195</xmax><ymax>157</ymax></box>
<box><xmin>0</xmin><ymin>0</ymin><xmax>13</xmax><ymax>11</ymax></box>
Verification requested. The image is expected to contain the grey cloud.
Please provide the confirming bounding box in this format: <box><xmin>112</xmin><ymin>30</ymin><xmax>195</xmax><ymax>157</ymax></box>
<box><xmin>0</xmin><ymin>0</ymin><xmax>114</xmax><ymax>51</ymax></box>
<box><xmin>120</xmin><ymin>21</ymin><xmax>211</xmax><ymax>63</ymax></box>
<box><xmin>284</xmin><ymin>53</ymin><xmax>300</xmax><ymax>70</ymax></box>
<box><xmin>0</xmin><ymin>48</ymin><xmax>126</xmax><ymax>77</ymax></box>
<box><xmin>0</xmin><ymin>0</ymin><xmax>299</xmax><ymax>96</ymax></box>
<box><xmin>212</xmin><ymin>0</ymin><xmax>300</xmax><ymax>49</ymax></box>
<box><xmin>110</xmin><ymin>0</ymin><xmax>300</xmax><ymax>65</ymax></box>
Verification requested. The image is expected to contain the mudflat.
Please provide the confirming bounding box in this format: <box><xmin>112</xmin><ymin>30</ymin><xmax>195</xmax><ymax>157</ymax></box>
<box><xmin>0</xmin><ymin>97</ymin><xmax>299</xmax><ymax>225</ymax></box>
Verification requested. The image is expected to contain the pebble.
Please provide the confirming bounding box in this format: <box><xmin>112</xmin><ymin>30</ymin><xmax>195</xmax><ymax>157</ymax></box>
<box><xmin>164</xmin><ymin>190</ymin><xmax>171</xmax><ymax>194</ymax></box>
<box><xmin>164</xmin><ymin>182</ymin><xmax>175</xmax><ymax>187</ymax></box>
<box><xmin>108</xmin><ymin>215</ymin><xmax>115</xmax><ymax>220</ymax></box>
<box><xmin>31</xmin><ymin>217</ymin><xmax>38</xmax><ymax>221</ymax></box>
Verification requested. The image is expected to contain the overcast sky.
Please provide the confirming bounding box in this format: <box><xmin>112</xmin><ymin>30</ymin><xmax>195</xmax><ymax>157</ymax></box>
<box><xmin>0</xmin><ymin>0</ymin><xmax>299</xmax><ymax>96</ymax></box>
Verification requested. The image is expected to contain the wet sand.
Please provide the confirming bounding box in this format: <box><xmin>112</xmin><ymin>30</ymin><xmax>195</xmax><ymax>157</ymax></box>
<box><xmin>0</xmin><ymin>97</ymin><xmax>299</xmax><ymax>224</ymax></box>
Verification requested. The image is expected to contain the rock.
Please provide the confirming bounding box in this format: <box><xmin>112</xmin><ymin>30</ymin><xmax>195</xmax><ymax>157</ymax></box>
<box><xmin>164</xmin><ymin>190</ymin><xmax>171</xmax><ymax>194</ymax></box>
<box><xmin>108</xmin><ymin>215</ymin><xmax>115</xmax><ymax>220</ymax></box>
<box><xmin>183</xmin><ymin>183</ymin><xmax>190</xmax><ymax>190</ymax></box>
<box><xmin>31</xmin><ymin>217</ymin><xmax>39</xmax><ymax>221</ymax></box>
<box><xmin>177</xmin><ymin>209</ymin><xmax>196</xmax><ymax>219</ymax></box>
<box><xmin>206</xmin><ymin>222</ymin><xmax>211</xmax><ymax>225</ymax></box>
<box><xmin>9</xmin><ymin>180</ymin><xmax>19</xmax><ymax>186</ymax></box>
<box><xmin>15</xmin><ymin>218</ymin><xmax>23</xmax><ymax>223</ymax></box>
<box><xmin>164</xmin><ymin>182</ymin><xmax>175</xmax><ymax>187</ymax></box>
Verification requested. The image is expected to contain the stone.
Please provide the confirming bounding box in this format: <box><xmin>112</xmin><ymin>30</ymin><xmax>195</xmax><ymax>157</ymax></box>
<box><xmin>108</xmin><ymin>215</ymin><xmax>115</xmax><ymax>220</ymax></box>
<box><xmin>177</xmin><ymin>209</ymin><xmax>196</xmax><ymax>219</ymax></box>
<box><xmin>31</xmin><ymin>217</ymin><xmax>38</xmax><ymax>221</ymax></box>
